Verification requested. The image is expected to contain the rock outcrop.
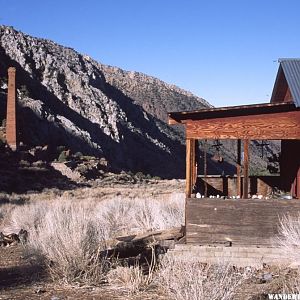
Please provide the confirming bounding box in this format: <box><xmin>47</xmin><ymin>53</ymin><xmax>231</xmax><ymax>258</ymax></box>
<box><xmin>0</xmin><ymin>26</ymin><xmax>279</xmax><ymax>179</ymax></box>
<box><xmin>0</xmin><ymin>26</ymin><xmax>210</xmax><ymax>178</ymax></box>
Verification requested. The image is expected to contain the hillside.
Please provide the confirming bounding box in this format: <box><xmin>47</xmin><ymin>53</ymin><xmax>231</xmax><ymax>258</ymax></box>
<box><xmin>0</xmin><ymin>26</ymin><xmax>212</xmax><ymax>178</ymax></box>
<box><xmin>0</xmin><ymin>26</ymin><xmax>279</xmax><ymax>180</ymax></box>
<box><xmin>100</xmin><ymin>65</ymin><xmax>211</xmax><ymax>123</ymax></box>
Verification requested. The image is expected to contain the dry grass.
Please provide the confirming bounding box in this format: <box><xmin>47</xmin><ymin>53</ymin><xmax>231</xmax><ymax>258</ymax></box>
<box><xmin>2</xmin><ymin>188</ymin><xmax>256</xmax><ymax>298</ymax></box>
<box><xmin>275</xmin><ymin>213</ymin><xmax>300</xmax><ymax>293</ymax></box>
<box><xmin>6</xmin><ymin>193</ymin><xmax>184</xmax><ymax>285</ymax></box>
<box><xmin>277</xmin><ymin>213</ymin><xmax>300</xmax><ymax>266</ymax></box>
<box><xmin>96</xmin><ymin>196</ymin><xmax>184</xmax><ymax>239</ymax></box>
<box><xmin>281</xmin><ymin>270</ymin><xmax>300</xmax><ymax>294</ymax></box>
<box><xmin>107</xmin><ymin>264</ymin><xmax>154</xmax><ymax>295</ymax></box>
<box><xmin>11</xmin><ymin>201</ymin><xmax>108</xmax><ymax>284</ymax></box>
<box><xmin>155</xmin><ymin>255</ymin><xmax>252</xmax><ymax>300</ymax></box>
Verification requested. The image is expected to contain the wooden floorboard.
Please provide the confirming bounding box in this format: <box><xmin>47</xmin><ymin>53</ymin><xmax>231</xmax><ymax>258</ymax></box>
<box><xmin>186</xmin><ymin>198</ymin><xmax>300</xmax><ymax>246</ymax></box>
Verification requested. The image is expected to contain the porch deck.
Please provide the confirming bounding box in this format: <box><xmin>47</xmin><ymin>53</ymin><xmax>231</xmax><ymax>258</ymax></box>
<box><xmin>186</xmin><ymin>198</ymin><xmax>300</xmax><ymax>246</ymax></box>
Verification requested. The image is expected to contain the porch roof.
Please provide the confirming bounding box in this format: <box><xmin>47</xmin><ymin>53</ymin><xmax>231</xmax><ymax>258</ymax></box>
<box><xmin>168</xmin><ymin>101</ymin><xmax>298</xmax><ymax>125</ymax></box>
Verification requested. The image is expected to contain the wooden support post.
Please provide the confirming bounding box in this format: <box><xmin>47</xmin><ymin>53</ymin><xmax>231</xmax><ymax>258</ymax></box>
<box><xmin>191</xmin><ymin>139</ymin><xmax>198</xmax><ymax>192</ymax></box>
<box><xmin>237</xmin><ymin>139</ymin><xmax>241</xmax><ymax>197</ymax></box>
<box><xmin>190</xmin><ymin>139</ymin><xmax>196</xmax><ymax>190</ymax></box>
<box><xmin>186</xmin><ymin>138</ymin><xmax>197</xmax><ymax>197</ymax></box>
<box><xmin>243</xmin><ymin>139</ymin><xmax>249</xmax><ymax>199</ymax></box>
<box><xmin>297</xmin><ymin>168</ymin><xmax>300</xmax><ymax>199</ymax></box>
<box><xmin>6</xmin><ymin>67</ymin><xmax>17</xmax><ymax>151</ymax></box>
<box><xmin>204</xmin><ymin>139</ymin><xmax>208</xmax><ymax>197</ymax></box>
<box><xmin>194</xmin><ymin>139</ymin><xmax>199</xmax><ymax>187</ymax></box>
<box><xmin>186</xmin><ymin>138</ymin><xmax>192</xmax><ymax>198</ymax></box>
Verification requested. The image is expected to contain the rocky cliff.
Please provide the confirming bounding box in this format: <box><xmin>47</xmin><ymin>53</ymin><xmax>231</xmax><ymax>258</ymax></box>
<box><xmin>0</xmin><ymin>26</ymin><xmax>279</xmax><ymax>179</ymax></box>
<box><xmin>0</xmin><ymin>26</ymin><xmax>211</xmax><ymax>178</ymax></box>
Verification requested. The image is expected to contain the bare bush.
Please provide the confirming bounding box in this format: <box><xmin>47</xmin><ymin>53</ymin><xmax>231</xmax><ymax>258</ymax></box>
<box><xmin>94</xmin><ymin>195</ymin><xmax>184</xmax><ymax>238</ymax></box>
<box><xmin>281</xmin><ymin>269</ymin><xmax>300</xmax><ymax>294</ymax></box>
<box><xmin>11</xmin><ymin>200</ymin><xmax>108</xmax><ymax>284</ymax></box>
<box><xmin>8</xmin><ymin>201</ymin><xmax>50</xmax><ymax>233</ymax></box>
<box><xmin>276</xmin><ymin>213</ymin><xmax>300</xmax><ymax>293</ymax></box>
<box><xmin>107</xmin><ymin>264</ymin><xmax>154</xmax><ymax>296</ymax></box>
<box><xmin>8</xmin><ymin>194</ymin><xmax>184</xmax><ymax>285</ymax></box>
<box><xmin>0</xmin><ymin>204</ymin><xmax>15</xmax><ymax>229</ymax></box>
<box><xmin>277</xmin><ymin>213</ymin><xmax>300</xmax><ymax>266</ymax></box>
<box><xmin>156</xmin><ymin>255</ymin><xmax>252</xmax><ymax>300</ymax></box>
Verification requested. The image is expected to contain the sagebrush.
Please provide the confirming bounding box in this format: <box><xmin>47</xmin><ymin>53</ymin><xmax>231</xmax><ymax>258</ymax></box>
<box><xmin>8</xmin><ymin>194</ymin><xmax>184</xmax><ymax>284</ymax></box>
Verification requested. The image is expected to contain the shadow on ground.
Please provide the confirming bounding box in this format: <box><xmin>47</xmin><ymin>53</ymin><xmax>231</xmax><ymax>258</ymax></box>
<box><xmin>0</xmin><ymin>263</ymin><xmax>46</xmax><ymax>289</ymax></box>
<box><xmin>0</xmin><ymin>151</ymin><xmax>81</xmax><ymax>194</ymax></box>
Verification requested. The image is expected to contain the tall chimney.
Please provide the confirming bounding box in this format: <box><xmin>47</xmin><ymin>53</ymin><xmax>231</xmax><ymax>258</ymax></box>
<box><xmin>6</xmin><ymin>67</ymin><xmax>18</xmax><ymax>151</ymax></box>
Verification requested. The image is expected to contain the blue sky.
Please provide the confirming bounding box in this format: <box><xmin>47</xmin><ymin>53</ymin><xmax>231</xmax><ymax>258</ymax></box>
<box><xmin>1</xmin><ymin>0</ymin><xmax>299</xmax><ymax>107</ymax></box>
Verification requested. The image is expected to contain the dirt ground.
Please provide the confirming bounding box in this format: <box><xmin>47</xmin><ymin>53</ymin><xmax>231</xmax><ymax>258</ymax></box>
<box><xmin>0</xmin><ymin>244</ymin><xmax>130</xmax><ymax>300</ymax></box>
<box><xmin>0</xmin><ymin>244</ymin><xmax>293</xmax><ymax>300</ymax></box>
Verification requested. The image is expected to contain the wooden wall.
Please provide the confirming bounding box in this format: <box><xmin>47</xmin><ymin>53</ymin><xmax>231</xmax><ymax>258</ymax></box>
<box><xmin>186</xmin><ymin>111</ymin><xmax>300</xmax><ymax>140</ymax></box>
<box><xmin>197</xmin><ymin>175</ymin><xmax>280</xmax><ymax>197</ymax></box>
<box><xmin>186</xmin><ymin>198</ymin><xmax>300</xmax><ymax>246</ymax></box>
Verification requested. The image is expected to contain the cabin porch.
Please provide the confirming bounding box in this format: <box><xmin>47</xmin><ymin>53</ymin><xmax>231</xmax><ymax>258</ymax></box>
<box><xmin>185</xmin><ymin>197</ymin><xmax>300</xmax><ymax>246</ymax></box>
<box><xmin>167</xmin><ymin>59</ymin><xmax>300</xmax><ymax>266</ymax></box>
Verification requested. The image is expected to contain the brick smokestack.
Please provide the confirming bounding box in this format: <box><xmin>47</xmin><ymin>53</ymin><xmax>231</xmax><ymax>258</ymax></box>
<box><xmin>6</xmin><ymin>67</ymin><xmax>18</xmax><ymax>151</ymax></box>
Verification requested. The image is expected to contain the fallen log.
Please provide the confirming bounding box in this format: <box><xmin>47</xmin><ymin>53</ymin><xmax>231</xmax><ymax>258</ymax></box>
<box><xmin>101</xmin><ymin>226</ymin><xmax>184</xmax><ymax>260</ymax></box>
<box><xmin>116</xmin><ymin>226</ymin><xmax>184</xmax><ymax>244</ymax></box>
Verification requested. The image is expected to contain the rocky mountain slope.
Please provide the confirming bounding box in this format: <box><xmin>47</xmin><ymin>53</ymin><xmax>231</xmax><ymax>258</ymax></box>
<box><xmin>0</xmin><ymin>26</ymin><xmax>279</xmax><ymax>179</ymax></box>
<box><xmin>100</xmin><ymin>66</ymin><xmax>212</xmax><ymax>123</ymax></box>
<box><xmin>0</xmin><ymin>26</ymin><xmax>212</xmax><ymax>178</ymax></box>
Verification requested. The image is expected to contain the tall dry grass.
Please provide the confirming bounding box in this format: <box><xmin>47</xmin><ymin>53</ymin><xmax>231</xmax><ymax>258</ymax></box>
<box><xmin>8</xmin><ymin>193</ymin><xmax>184</xmax><ymax>284</ymax></box>
<box><xmin>276</xmin><ymin>213</ymin><xmax>300</xmax><ymax>293</ymax></box>
<box><xmin>156</xmin><ymin>255</ymin><xmax>252</xmax><ymax>300</ymax></box>
<box><xmin>277</xmin><ymin>213</ymin><xmax>300</xmax><ymax>266</ymax></box>
<box><xmin>4</xmin><ymin>191</ymin><xmax>258</xmax><ymax>298</ymax></box>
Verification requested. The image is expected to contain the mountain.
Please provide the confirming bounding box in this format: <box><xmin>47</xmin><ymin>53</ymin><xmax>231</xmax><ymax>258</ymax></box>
<box><xmin>0</xmin><ymin>26</ymin><xmax>210</xmax><ymax>178</ymax></box>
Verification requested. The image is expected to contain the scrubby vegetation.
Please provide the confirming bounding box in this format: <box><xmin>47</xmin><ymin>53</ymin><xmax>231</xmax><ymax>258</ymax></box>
<box><xmin>6</xmin><ymin>194</ymin><xmax>184</xmax><ymax>285</ymax></box>
<box><xmin>156</xmin><ymin>256</ymin><xmax>252</xmax><ymax>300</ymax></box>
<box><xmin>0</xmin><ymin>192</ymin><xmax>254</xmax><ymax>298</ymax></box>
<box><xmin>2</xmin><ymin>191</ymin><xmax>300</xmax><ymax>298</ymax></box>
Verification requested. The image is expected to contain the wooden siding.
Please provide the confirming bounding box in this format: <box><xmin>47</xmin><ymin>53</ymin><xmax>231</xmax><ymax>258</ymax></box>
<box><xmin>271</xmin><ymin>65</ymin><xmax>293</xmax><ymax>104</ymax></box>
<box><xmin>186</xmin><ymin>111</ymin><xmax>300</xmax><ymax>140</ymax></box>
<box><xmin>186</xmin><ymin>198</ymin><xmax>300</xmax><ymax>246</ymax></box>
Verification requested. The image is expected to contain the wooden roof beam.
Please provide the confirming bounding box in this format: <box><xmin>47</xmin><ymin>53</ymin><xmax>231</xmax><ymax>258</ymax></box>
<box><xmin>186</xmin><ymin>111</ymin><xmax>300</xmax><ymax>140</ymax></box>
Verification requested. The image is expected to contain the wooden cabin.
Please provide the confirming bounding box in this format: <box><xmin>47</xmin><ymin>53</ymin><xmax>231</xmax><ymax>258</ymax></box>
<box><xmin>168</xmin><ymin>59</ymin><xmax>300</xmax><ymax>247</ymax></box>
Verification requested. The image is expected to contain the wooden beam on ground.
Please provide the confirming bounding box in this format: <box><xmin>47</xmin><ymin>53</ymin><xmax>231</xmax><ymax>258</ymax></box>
<box><xmin>243</xmin><ymin>139</ymin><xmax>249</xmax><ymax>199</ymax></box>
<box><xmin>237</xmin><ymin>139</ymin><xmax>241</xmax><ymax>197</ymax></box>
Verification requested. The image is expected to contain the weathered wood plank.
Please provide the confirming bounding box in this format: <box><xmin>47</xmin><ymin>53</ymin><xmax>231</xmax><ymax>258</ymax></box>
<box><xmin>186</xmin><ymin>111</ymin><xmax>300</xmax><ymax>139</ymax></box>
<box><xmin>243</xmin><ymin>139</ymin><xmax>249</xmax><ymax>199</ymax></box>
<box><xmin>186</xmin><ymin>139</ymin><xmax>192</xmax><ymax>197</ymax></box>
<box><xmin>237</xmin><ymin>139</ymin><xmax>241</xmax><ymax>196</ymax></box>
<box><xmin>186</xmin><ymin>198</ymin><xmax>300</xmax><ymax>246</ymax></box>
